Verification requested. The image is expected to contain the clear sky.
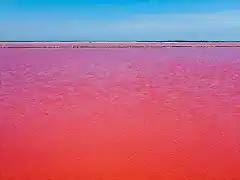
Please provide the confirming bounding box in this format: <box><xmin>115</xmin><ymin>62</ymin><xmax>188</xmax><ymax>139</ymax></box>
<box><xmin>1</xmin><ymin>0</ymin><xmax>240</xmax><ymax>41</ymax></box>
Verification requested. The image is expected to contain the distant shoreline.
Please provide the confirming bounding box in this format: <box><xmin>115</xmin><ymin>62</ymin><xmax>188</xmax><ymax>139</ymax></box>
<box><xmin>1</xmin><ymin>42</ymin><xmax>240</xmax><ymax>48</ymax></box>
<box><xmin>1</xmin><ymin>41</ymin><xmax>240</xmax><ymax>42</ymax></box>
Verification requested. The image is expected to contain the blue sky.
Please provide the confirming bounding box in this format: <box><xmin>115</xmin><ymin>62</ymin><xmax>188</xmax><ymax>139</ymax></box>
<box><xmin>1</xmin><ymin>0</ymin><xmax>240</xmax><ymax>41</ymax></box>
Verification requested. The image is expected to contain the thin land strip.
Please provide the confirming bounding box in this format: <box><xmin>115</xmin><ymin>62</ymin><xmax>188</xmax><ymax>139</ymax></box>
<box><xmin>1</xmin><ymin>42</ymin><xmax>240</xmax><ymax>48</ymax></box>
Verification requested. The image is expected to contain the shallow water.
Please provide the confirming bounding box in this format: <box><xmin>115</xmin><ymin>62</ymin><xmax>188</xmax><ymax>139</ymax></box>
<box><xmin>0</xmin><ymin>48</ymin><xmax>240</xmax><ymax>180</ymax></box>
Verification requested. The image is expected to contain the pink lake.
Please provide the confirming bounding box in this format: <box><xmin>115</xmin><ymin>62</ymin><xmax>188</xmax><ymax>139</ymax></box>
<box><xmin>0</xmin><ymin>47</ymin><xmax>240</xmax><ymax>180</ymax></box>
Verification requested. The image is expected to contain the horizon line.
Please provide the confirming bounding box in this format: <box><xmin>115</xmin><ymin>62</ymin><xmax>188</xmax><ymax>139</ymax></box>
<box><xmin>1</xmin><ymin>40</ymin><xmax>240</xmax><ymax>43</ymax></box>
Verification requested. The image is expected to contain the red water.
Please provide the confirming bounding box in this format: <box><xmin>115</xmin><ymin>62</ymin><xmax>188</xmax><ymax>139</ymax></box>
<box><xmin>0</xmin><ymin>48</ymin><xmax>240</xmax><ymax>180</ymax></box>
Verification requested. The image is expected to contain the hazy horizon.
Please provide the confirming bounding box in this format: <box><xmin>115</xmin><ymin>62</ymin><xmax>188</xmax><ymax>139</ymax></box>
<box><xmin>1</xmin><ymin>40</ymin><xmax>240</xmax><ymax>43</ymax></box>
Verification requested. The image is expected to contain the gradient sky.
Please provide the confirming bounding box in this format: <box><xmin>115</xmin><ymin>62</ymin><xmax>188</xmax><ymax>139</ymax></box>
<box><xmin>1</xmin><ymin>0</ymin><xmax>240</xmax><ymax>41</ymax></box>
